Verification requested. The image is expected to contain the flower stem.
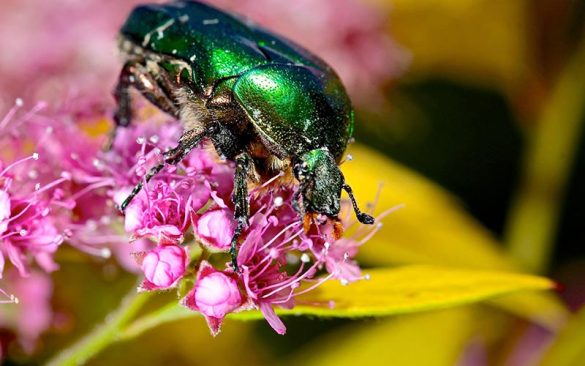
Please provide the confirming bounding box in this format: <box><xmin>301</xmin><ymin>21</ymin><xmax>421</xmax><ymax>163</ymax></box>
<box><xmin>505</xmin><ymin>41</ymin><xmax>585</xmax><ymax>273</ymax></box>
<box><xmin>46</xmin><ymin>285</ymin><xmax>150</xmax><ymax>366</ymax></box>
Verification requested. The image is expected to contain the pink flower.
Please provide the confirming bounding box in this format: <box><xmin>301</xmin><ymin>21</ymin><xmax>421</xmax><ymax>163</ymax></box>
<box><xmin>182</xmin><ymin>262</ymin><xmax>245</xmax><ymax>335</ymax></box>
<box><xmin>0</xmin><ymin>151</ymin><xmax>70</xmax><ymax>277</ymax></box>
<box><xmin>1</xmin><ymin>101</ymin><xmax>381</xmax><ymax>338</ymax></box>
<box><xmin>194</xmin><ymin>209</ymin><xmax>235</xmax><ymax>251</ymax></box>
<box><xmin>139</xmin><ymin>245</ymin><xmax>188</xmax><ymax>290</ymax></box>
<box><xmin>0</xmin><ymin>269</ymin><xmax>53</xmax><ymax>353</ymax></box>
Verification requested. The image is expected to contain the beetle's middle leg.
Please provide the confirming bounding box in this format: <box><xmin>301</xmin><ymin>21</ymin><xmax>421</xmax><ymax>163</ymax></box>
<box><xmin>108</xmin><ymin>61</ymin><xmax>180</xmax><ymax>150</ymax></box>
<box><xmin>118</xmin><ymin>129</ymin><xmax>204</xmax><ymax>211</ymax></box>
<box><xmin>230</xmin><ymin>152</ymin><xmax>252</xmax><ymax>272</ymax></box>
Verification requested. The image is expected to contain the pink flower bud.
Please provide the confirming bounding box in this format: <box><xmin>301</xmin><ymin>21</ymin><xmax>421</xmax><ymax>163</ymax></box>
<box><xmin>141</xmin><ymin>245</ymin><xmax>187</xmax><ymax>289</ymax></box>
<box><xmin>194</xmin><ymin>272</ymin><xmax>242</xmax><ymax>318</ymax></box>
<box><xmin>194</xmin><ymin>209</ymin><xmax>235</xmax><ymax>251</ymax></box>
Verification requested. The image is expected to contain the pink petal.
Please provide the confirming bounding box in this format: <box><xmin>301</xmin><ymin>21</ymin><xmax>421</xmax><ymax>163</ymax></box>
<box><xmin>124</xmin><ymin>201</ymin><xmax>144</xmax><ymax>233</ymax></box>
<box><xmin>189</xmin><ymin>182</ymin><xmax>211</xmax><ymax>212</ymax></box>
<box><xmin>0</xmin><ymin>191</ymin><xmax>10</xmax><ymax>223</ymax></box>
<box><xmin>0</xmin><ymin>252</ymin><xmax>4</xmax><ymax>278</ymax></box>
<box><xmin>259</xmin><ymin>302</ymin><xmax>286</xmax><ymax>335</ymax></box>
<box><xmin>5</xmin><ymin>241</ymin><xmax>28</xmax><ymax>277</ymax></box>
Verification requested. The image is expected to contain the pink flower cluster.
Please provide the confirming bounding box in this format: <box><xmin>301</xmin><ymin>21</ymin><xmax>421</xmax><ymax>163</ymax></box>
<box><xmin>102</xmin><ymin>110</ymin><xmax>380</xmax><ymax>335</ymax></box>
<box><xmin>0</xmin><ymin>99</ymin><xmax>380</xmax><ymax>338</ymax></box>
<box><xmin>0</xmin><ymin>102</ymin><xmax>71</xmax><ymax>279</ymax></box>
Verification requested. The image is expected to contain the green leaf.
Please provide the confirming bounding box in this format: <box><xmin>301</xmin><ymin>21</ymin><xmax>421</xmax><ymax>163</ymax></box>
<box><xmin>120</xmin><ymin>265</ymin><xmax>554</xmax><ymax>340</ymax></box>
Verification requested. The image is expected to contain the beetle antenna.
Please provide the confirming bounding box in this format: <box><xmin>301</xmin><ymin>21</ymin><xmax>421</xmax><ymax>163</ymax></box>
<box><xmin>342</xmin><ymin>184</ymin><xmax>374</xmax><ymax>225</ymax></box>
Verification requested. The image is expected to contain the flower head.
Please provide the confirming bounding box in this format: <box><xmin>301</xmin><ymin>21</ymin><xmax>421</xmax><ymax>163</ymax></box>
<box><xmin>139</xmin><ymin>244</ymin><xmax>188</xmax><ymax>290</ymax></box>
<box><xmin>0</xmin><ymin>97</ymin><xmax>381</xmax><ymax>338</ymax></box>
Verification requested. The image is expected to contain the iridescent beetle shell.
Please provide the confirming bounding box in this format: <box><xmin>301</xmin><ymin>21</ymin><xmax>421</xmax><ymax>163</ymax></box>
<box><xmin>119</xmin><ymin>1</ymin><xmax>354</xmax><ymax>162</ymax></box>
<box><xmin>114</xmin><ymin>1</ymin><xmax>373</xmax><ymax>270</ymax></box>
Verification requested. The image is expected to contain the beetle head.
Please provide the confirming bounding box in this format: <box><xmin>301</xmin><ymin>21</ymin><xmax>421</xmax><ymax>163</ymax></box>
<box><xmin>294</xmin><ymin>148</ymin><xmax>375</xmax><ymax>225</ymax></box>
<box><xmin>294</xmin><ymin>148</ymin><xmax>343</xmax><ymax>218</ymax></box>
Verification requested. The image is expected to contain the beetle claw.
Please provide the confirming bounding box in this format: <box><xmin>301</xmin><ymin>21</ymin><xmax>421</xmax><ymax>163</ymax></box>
<box><xmin>357</xmin><ymin>213</ymin><xmax>375</xmax><ymax>225</ymax></box>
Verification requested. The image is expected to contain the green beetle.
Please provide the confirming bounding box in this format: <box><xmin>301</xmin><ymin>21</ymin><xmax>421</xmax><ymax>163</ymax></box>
<box><xmin>114</xmin><ymin>0</ymin><xmax>374</xmax><ymax>269</ymax></box>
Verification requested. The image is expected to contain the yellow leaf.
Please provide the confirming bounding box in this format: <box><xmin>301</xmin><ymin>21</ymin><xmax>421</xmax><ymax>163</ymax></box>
<box><xmin>344</xmin><ymin>144</ymin><xmax>515</xmax><ymax>270</ymax></box>
<box><xmin>288</xmin><ymin>266</ymin><xmax>553</xmax><ymax>317</ymax></box>
<box><xmin>541</xmin><ymin>305</ymin><xmax>585</xmax><ymax>366</ymax></box>
<box><xmin>366</xmin><ymin>0</ymin><xmax>532</xmax><ymax>94</ymax></box>
<box><xmin>287</xmin><ymin>308</ymin><xmax>477</xmax><ymax>366</ymax></box>
<box><xmin>342</xmin><ymin>144</ymin><xmax>568</xmax><ymax>328</ymax></box>
<box><xmin>120</xmin><ymin>265</ymin><xmax>553</xmax><ymax>341</ymax></box>
<box><xmin>489</xmin><ymin>293</ymin><xmax>568</xmax><ymax>331</ymax></box>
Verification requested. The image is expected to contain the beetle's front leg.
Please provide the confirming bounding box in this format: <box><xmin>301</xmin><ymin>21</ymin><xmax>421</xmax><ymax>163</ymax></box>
<box><xmin>118</xmin><ymin>129</ymin><xmax>204</xmax><ymax>212</ymax></box>
<box><xmin>230</xmin><ymin>152</ymin><xmax>252</xmax><ymax>272</ymax></box>
<box><xmin>106</xmin><ymin>62</ymin><xmax>135</xmax><ymax>150</ymax></box>
<box><xmin>108</xmin><ymin>61</ymin><xmax>181</xmax><ymax>150</ymax></box>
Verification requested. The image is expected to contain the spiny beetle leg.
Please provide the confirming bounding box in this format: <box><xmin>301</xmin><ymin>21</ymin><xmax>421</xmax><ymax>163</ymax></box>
<box><xmin>107</xmin><ymin>62</ymin><xmax>135</xmax><ymax>151</ymax></box>
<box><xmin>118</xmin><ymin>130</ymin><xmax>204</xmax><ymax>212</ymax></box>
<box><xmin>230</xmin><ymin>152</ymin><xmax>252</xmax><ymax>272</ymax></box>
<box><xmin>108</xmin><ymin>61</ymin><xmax>181</xmax><ymax>151</ymax></box>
